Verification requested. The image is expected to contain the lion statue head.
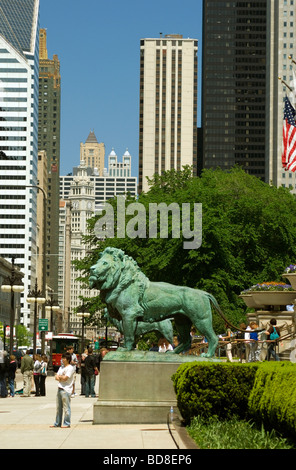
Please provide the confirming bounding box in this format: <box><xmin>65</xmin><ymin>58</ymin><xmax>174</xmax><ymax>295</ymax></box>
<box><xmin>89</xmin><ymin>247</ymin><xmax>149</xmax><ymax>294</ymax></box>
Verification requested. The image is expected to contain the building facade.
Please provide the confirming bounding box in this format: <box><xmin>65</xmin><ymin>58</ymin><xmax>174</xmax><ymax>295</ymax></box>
<box><xmin>138</xmin><ymin>34</ymin><xmax>198</xmax><ymax>193</ymax></box>
<box><xmin>36</xmin><ymin>150</ymin><xmax>47</xmax><ymax>291</ymax></box>
<box><xmin>59</xmin><ymin>163</ymin><xmax>98</xmax><ymax>336</ymax></box>
<box><xmin>38</xmin><ymin>28</ymin><xmax>61</xmax><ymax>293</ymax></box>
<box><xmin>202</xmin><ymin>0</ymin><xmax>296</xmax><ymax>191</ymax></box>
<box><xmin>0</xmin><ymin>0</ymin><xmax>40</xmax><ymax>328</ymax></box>
<box><xmin>60</xmin><ymin>149</ymin><xmax>137</xmax><ymax>204</ymax></box>
<box><xmin>109</xmin><ymin>148</ymin><xmax>131</xmax><ymax>177</ymax></box>
<box><xmin>80</xmin><ymin>130</ymin><xmax>105</xmax><ymax>176</ymax></box>
<box><xmin>59</xmin><ymin>150</ymin><xmax>137</xmax><ymax>337</ymax></box>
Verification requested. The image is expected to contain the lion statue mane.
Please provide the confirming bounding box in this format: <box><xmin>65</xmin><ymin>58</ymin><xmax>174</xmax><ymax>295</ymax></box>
<box><xmin>89</xmin><ymin>247</ymin><xmax>220</xmax><ymax>356</ymax></box>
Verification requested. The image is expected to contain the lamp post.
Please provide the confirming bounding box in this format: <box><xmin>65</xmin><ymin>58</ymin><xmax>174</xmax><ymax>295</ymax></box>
<box><xmin>26</xmin><ymin>279</ymin><xmax>45</xmax><ymax>355</ymax></box>
<box><xmin>45</xmin><ymin>292</ymin><xmax>59</xmax><ymax>375</ymax></box>
<box><xmin>1</xmin><ymin>258</ymin><xmax>24</xmax><ymax>355</ymax></box>
<box><xmin>77</xmin><ymin>307</ymin><xmax>90</xmax><ymax>353</ymax></box>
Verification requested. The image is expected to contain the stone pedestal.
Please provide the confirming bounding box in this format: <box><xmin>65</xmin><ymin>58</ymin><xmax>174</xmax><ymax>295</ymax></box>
<box><xmin>93</xmin><ymin>360</ymin><xmax>179</xmax><ymax>424</ymax></box>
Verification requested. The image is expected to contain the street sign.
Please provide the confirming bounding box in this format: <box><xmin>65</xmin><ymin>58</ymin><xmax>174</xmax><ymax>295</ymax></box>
<box><xmin>38</xmin><ymin>318</ymin><xmax>48</xmax><ymax>331</ymax></box>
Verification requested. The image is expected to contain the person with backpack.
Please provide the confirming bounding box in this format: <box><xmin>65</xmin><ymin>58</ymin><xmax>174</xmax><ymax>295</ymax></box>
<box><xmin>265</xmin><ymin>318</ymin><xmax>280</xmax><ymax>361</ymax></box>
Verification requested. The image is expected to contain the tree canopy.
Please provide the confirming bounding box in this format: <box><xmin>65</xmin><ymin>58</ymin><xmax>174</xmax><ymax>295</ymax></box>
<box><xmin>74</xmin><ymin>166</ymin><xmax>296</xmax><ymax>333</ymax></box>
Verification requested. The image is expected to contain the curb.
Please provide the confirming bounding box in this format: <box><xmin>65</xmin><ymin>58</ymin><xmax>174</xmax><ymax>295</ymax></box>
<box><xmin>169</xmin><ymin>410</ymin><xmax>199</xmax><ymax>449</ymax></box>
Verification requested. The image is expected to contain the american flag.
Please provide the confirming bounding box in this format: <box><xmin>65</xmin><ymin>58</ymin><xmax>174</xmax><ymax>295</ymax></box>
<box><xmin>282</xmin><ymin>96</ymin><xmax>296</xmax><ymax>172</ymax></box>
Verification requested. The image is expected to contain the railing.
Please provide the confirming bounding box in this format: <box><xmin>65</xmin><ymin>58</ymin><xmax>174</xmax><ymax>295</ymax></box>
<box><xmin>183</xmin><ymin>331</ymin><xmax>296</xmax><ymax>361</ymax></box>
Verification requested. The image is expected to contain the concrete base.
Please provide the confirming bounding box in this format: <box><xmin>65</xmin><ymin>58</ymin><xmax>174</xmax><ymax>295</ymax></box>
<box><xmin>93</xmin><ymin>361</ymin><xmax>180</xmax><ymax>424</ymax></box>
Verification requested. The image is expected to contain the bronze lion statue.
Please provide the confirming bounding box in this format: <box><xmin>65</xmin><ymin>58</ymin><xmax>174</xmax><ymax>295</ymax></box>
<box><xmin>89</xmin><ymin>247</ymin><xmax>219</xmax><ymax>357</ymax></box>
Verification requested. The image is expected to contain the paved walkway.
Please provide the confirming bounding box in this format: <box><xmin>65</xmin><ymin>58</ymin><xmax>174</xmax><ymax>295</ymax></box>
<box><xmin>0</xmin><ymin>371</ymin><xmax>197</xmax><ymax>450</ymax></box>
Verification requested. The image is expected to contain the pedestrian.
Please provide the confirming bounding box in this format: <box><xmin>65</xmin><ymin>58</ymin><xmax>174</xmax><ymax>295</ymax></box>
<box><xmin>265</xmin><ymin>318</ymin><xmax>280</xmax><ymax>361</ymax></box>
<box><xmin>244</xmin><ymin>323</ymin><xmax>252</xmax><ymax>362</ymax></box>
<box><xmin>51</xmin><ymin>352</ymin><xmax>74</xmax><ymax>428</ymax></box>
<box><xmin>249</xmin><ymin>321</ymin><xmax>259</xmax><ymax>362</ymax></box>
<box><xmin>67</xmin><ymin>345</ymin><xmax>78</xmax><ymax>397</ymax></box>
<box><xmin>33</xmin><ymin>354</ymin><xmax>42</xmax><ymax>396</ymax></box>
<box><xmin>0</xmin><ymin>351</ymin><xmax>9</xmax><ymax>398</ymax></box>
<box><xmin>80</xmin><ymin>348</ymin><xmax>88</xmax><ymax>395</ymax></box>
<box><xmin>99</xmin><ymin>347</ymin><xmax>108</xmax><ymax>362</ymax></box>
<box><xmin>8</xmin><ymin>354</ymin><xmax>17</xmax><ymax>397</ymax></box>
<box><xmin>158</xmin><ymin>338</ymin><xmax>173</xmax><ymax>353</ymax></box>
<box><xmin>40</xmin><ymin>354</ymin><xmax>48</xmax><ymax>396</ymax></box>
<box><xmin>223</xmin><ymin>324</ymin><xmax>233</xmax><ymax>362</ymax></box>
<box><xmin>84</xmin><ymin>347</ymin><xmax>98</xmax><ymax>398</ymax></box>
<box><xmin>21</xmin><ymin>349</ymin><xmax>34</xmax><ymax>396</ymax></box>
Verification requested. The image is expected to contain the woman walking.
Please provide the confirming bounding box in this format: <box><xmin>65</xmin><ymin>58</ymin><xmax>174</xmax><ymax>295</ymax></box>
<box><xmin>40</xmin><ymin>355</ymin><xmax>48</xmax><ymax>396</ymax></box>
<box><xmin>33</xmin><ymin>354</ymin><xmax>42</xmax><ymax>396</ymax></box>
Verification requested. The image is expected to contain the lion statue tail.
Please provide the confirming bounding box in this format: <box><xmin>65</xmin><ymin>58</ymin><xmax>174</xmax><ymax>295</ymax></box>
<box><xmin>206</xmin><ymin>292</ymin><xmax>245</xmax><ymax>332</ymax></box>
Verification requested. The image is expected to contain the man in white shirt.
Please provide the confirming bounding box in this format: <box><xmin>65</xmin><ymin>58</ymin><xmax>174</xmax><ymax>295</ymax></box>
<box><xmin>51</xmin><ymin>352</ymin><xmax>74</xmax><ymax>428</ymax></box>
<box><xmin>67</xmin><ymin>345</ymin><xmax>78</xmax><ymax>397</ymax></box>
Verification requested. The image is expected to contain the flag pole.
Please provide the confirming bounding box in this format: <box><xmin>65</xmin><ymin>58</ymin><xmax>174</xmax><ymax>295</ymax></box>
<box><xmin>278</xmin><ymin>76</ymin><xmax>293</xmax><ymax>92</ymax></box>
<box><xmin>288</xmin><ymin>55</ymin><xmax>296</xmax><ymax>66</ymax></box>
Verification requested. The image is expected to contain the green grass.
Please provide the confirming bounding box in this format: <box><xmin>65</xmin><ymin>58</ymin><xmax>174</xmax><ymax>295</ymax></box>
<box><xmin>187</xmin><ymin>416</ymin><xmax>295</xmax><ymax>449</ymax></box>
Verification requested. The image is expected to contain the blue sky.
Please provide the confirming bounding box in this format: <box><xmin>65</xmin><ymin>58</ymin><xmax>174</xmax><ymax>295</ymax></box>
<box><xmin>39</xmin><ymin>0</ymin><xmax>203</xmax><ymax>177</ymax></box>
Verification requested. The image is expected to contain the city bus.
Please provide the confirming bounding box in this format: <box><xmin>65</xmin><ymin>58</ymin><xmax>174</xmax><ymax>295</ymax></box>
<box><xmin>51</xmin><ymin>333</ymin><xmax>80</xmax><ymax>371</ymax></box>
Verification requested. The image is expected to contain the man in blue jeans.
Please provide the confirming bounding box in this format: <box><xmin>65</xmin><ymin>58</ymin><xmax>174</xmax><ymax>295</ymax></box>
<box><xmin>51</xmin><ymin>352</ymin><xmax>74</xmax><ymax>428</ymax></box>
<box><xmin>84</xmin><ymin>347</ymin><xmax>98</xmax><ymax>397</ymax></box>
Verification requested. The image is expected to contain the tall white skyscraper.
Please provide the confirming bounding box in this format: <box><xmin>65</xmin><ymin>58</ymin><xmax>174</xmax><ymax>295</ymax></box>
<box><xmin>139</xmin><ymin>34</ymin><xmax>198</xmax><ymax>193</ymax></box>
<box><xmin>0</xmin><ymin>0</ymin><xmax>40</xmax><ymax>327</ymax></box>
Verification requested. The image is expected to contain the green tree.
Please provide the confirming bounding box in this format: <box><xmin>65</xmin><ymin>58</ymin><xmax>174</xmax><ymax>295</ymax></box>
<box><xmin>74</xmin><ymin>166</ymin><xmax>296</xmax><ymax>334</ymax></box>
<box><xmin>15</xmin><ymin>324</ymin><xmax>32</xmax><ymax>347</ymax></box>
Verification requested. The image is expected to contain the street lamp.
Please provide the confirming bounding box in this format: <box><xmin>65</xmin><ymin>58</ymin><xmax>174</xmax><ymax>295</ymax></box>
<box><xmin>26</xmin><ymin>279</ymin><xmax>45</xmax><ymax>355</ymax></box>
<box><xmin>45</xmin><ymin>292</ymin><xmax>59</xmax><ymax>375</ymax></box>
<box><xmin>1</xmin><ymin>258</ymin><xmax>24</xmax><ymax>355</ymax></box>
<box><xmin>77</xmin><ymin>308</ymin><xmax>91</xmax><ymax>353</ymax></box>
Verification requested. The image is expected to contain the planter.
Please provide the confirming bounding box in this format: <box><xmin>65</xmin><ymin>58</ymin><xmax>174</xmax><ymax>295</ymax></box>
<box><xmin>239</xmin><ymin>294</ymin><xmax>266</xmax><ymax>309</ymax></box>
<box><xmin>282</xmin><ymin>273</ymin><xmax>296</xmax><ymax>290</ymax></box>
<box><xmin>251</xmin><ymin>291</ymin><xmax>296</xmax><ymax>306</ymax></box>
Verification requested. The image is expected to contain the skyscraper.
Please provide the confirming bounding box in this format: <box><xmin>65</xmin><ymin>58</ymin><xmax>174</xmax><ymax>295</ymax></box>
<box><xmin>138</xmin><ymin>34</ymin><xmax>198</xmax><ymax>193</ymax></box>
<box><xmin>38</xmin><ymin>28</ymin><xmax>61</xmax><ymax>294</ymax></box>
<box><xmin>202</xmin><ymin>0</ymin><xmax>296</xmax><ymax>191</ymax></box>
<box><xmin>0</xmin><ymin>0</ymin><xmax>40</xmax><ymax>327</ymax></box>
<box><xmin>80</xmin><ymin>130</ymin><xmax>105</xmax><ymax>176</ymax></box>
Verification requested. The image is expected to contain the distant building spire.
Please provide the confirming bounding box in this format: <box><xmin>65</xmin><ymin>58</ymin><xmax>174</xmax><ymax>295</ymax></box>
<box><xmin>86</xmin><ymin>130</ymin><xmax>98</xmax><ymax>143</ymax></box>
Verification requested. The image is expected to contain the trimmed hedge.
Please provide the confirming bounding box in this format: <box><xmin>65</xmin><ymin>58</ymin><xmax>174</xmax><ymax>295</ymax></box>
<box><xmin>172</xmin><ymin>361</ymin><xmax>296</xmax><ymax>439</ymax></box>
<box><xmin>172</xmin><ymin>362</ymin><xmax>258</xmax><ymax>424</ymax></box>
<box><xmin>248</xmin><ymin>362</ymin><xmax>296</xmax><ymax>439</ymax></box>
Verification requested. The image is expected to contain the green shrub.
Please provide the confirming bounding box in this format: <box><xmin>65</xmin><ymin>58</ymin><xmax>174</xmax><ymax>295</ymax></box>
<box><xmin>248</xmin><ymin>362</ymin><xmax>296</xmax><ymax>439</ymax></box>
<box><xmin>172</xmin><ymin>362</ymin><xmax>258</xmax><ymax>424</ymax></box>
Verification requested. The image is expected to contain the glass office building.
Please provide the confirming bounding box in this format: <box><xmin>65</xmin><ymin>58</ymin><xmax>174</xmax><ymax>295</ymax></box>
<box><xmin>0</xmin><ymin>0</ymin><xmax>40</xmax><ymax>326</ymax></box>
<box><xmin>202</xmin><ymin>0</ymin><xmax>296</xmax><ymax>191</ymax></box>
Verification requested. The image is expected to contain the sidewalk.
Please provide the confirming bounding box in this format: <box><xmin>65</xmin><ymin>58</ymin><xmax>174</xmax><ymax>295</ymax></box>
<box><xmin>0</xmin><ymin>371</ymin><xmax>197</xmax><ymax>450</ymax></box>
